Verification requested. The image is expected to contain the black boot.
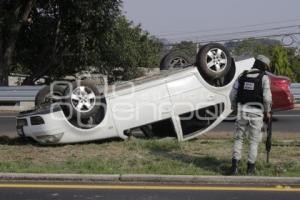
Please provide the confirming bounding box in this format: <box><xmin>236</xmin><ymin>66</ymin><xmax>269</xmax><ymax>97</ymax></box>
<box><xmin>231</xmin><ymin>159</ymin><xmax>239</xmax><ymax>175</ymax></box>
<box><xmin>247</xmin><ymin>162</ymin><xmax>255</xmax><ymax>175</ymax></box>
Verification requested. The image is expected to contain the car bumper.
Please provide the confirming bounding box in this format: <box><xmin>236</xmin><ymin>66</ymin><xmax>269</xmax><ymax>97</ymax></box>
<box><xmin>16</xmin><ymin>104</ymin><xmax>66</xmax><ymax>144</ymax></box>
<box><xmin>16</xmin><ymin>103</ymin><xmax>120</xmax><ymax>144</ymax></box>
<box><xmin>272</xmin><ymin>90</ymin><xmax>295</xmax><ymax>111</ymax></box>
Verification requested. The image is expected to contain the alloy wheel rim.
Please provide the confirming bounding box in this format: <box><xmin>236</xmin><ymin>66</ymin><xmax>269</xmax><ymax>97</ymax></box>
<box><xmin>206</xmin><ymin>48</ymin><xmax>228</xmax><ymax>73</ymax></box>
<box><xmin>71</xmin><ymin>86</ymin><xmax>96</xmax><ymax>113</ymax></box>
<box><xmin>169</xmin><ymin>57</ymin><xmax>188</xmax><ymax>68</ymax></box>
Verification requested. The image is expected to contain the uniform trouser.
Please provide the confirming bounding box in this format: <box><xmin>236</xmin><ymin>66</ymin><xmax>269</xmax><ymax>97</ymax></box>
<box><xmin>232</xmin><ymin>111</ymin><xmax>264</xmax><ymax>164</ymax></box>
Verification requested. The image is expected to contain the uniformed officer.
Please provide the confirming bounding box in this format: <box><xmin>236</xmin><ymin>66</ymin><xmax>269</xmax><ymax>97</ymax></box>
<box><xmin>229</xmin><ymin>55</ymin><xmax>272</xmax><ymax>175</ymax></box>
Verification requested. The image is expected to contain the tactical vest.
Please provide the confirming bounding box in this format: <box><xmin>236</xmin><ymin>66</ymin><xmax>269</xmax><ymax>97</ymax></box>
<box><xmin>237</xmin><ymin>70</ymin><xmax>265</xmax><ymax>106</ymax></box>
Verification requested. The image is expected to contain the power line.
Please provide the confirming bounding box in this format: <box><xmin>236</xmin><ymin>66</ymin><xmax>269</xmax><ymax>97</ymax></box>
<box><xmin>163</xmin><ymin>32</ymin><xmax>300</xmax><ymax>49</ymax></box>
<box><xmin>157</xmin><ymin>18</ymin><xmax>300</xmax><ymax>37</ymax></box>
<box><xmin>165</xmin><ymin>26</ymin><xmax>300</xmax><ymax>45</ymax></box>
<box><xmin>196</xmin><ymin>32</ymin><xmax>300</xmax><ymax>44</ymax></box>
<box><xmin>166</xmin><ymin>24</ymin><xmax>300</xmax><ymax>40</ymax></box>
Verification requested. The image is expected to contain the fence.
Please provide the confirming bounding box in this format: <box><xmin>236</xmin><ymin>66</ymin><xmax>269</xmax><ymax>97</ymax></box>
<box><xmin>0</xmin><ymin>84</ymin><xmax>300</xmax><ymax>111</ymax></box>
<box><xmin>0</xmin><ymin>86</ymin><xmax>43</xmax><ymax>101</ymax></box>
<box><xmin>291</xmin><ymin>83</ymin><xmax>300</xmax><ymax>101</ymax></box>
<box><xmin>0</xmin><ymin>86</ymin><xmax>42</xmax><ymax>110</ymax></box>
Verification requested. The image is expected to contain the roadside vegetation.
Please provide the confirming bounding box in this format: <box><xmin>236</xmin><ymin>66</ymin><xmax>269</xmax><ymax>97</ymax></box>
<box><xmin>1</xmin><ymin>1</ymin><xmax>300</xmax><ymax>86</ymax></box>
<box><xmin>0</xmin><ymin>136</ymin><xmax>299</xmax><ymax>176</ymax></box>
<box><xmin>229</xmin><ymin>39</ymin><xmax>299</xmax><ymax>82</ymax></box>
<box><xmin>0</xmin><ymin>0</ymin><xmax>162</xmax><ymax>85</ymax></box>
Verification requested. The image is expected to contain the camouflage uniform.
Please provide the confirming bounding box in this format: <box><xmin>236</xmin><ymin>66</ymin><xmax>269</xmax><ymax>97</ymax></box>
<box><xmin>229</xmin><ymin>55</ymin><xmax>272</xmax><ymax>174</ymax></box>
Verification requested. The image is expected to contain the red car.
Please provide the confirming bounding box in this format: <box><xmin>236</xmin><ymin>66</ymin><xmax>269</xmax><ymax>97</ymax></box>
<box><xmin>267</xmin><ymin>72</ymin><xmax>295</xmax><ymax>111</ymax></box>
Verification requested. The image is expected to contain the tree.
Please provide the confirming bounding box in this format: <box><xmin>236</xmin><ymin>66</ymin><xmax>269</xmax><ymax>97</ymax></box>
<box><xmin>0</xmin><ymin>0</ymin><xmax>36</xmax><ymax>85</ymax></box>
<box><xmin>172</xmin><ymin>41</ymin><xmax>197</xmax><ymax>55</ymax></box>
<box><xmin>99</xmin><ymin>16</ymin><xmax>162</xmax><ymax>82</ymax></box>
<box><xmin>228</xmin><ymin>39</ymin><xmax>298</xmax><ymax>81</ymax></box>
<box><xmin>157</xmin><ymin>41</ymin><xmax>198</xmax><ymax>68</ymax></box>
<box><xmin>228</xmin><ymin>38</ymin><xmax>279</xmax><ymax>58</ymax></box>
<box><xmin>16</xmin><ymin>0</ymin><xmax>122</xmax><ymax>85</ymax></box>
<box><xmin>286</xmin><ymin>47</ymin><xmax>300</xmax><ymax>82</ymax></box>
<box><xmin>10</xmin><ymin>0</ymin><xmax>161</xmax><ymax>85</ymax></box>
<box><xmin>289</xmin><ymin>56</ymin><xmax>300</xmax><ymax>82</ymax></box>
<box><xmin>271</xmin><ymin>45</ymin><xmax>296</xmax><ymax>82</ymax></box>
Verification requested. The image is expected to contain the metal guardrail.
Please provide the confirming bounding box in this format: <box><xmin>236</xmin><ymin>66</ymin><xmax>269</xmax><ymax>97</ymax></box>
<box><xmin>291</xmin><ymin>83</ymin><xmax>300</xmax><ymax>100</ymax></box>
<box><xmin>0</xmin><ymin>86</ymin><xmax>43</xmax><ymax>101</ymax></box>
<box><xmin>0</xmin><ymin>84</ymin><xmax>300</xmax><ymax>102</ymax></box>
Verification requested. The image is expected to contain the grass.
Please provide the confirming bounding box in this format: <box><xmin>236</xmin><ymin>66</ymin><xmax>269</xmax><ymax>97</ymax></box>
<box><xmin>0</xmin><ymin>136</ymin><xmax>299</xmax><ymax>176</ymax></box>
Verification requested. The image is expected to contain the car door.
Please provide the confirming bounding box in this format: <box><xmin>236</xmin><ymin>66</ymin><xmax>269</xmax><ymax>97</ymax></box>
<box><xmin>167</xmin><ymin>72</ymin><xmax>228</xmax><ymax>141</ymax></box>
<box><xmin>109</xmin><ymin>80</ymin><xmax>174</xmax><ymax>135</ymax></box>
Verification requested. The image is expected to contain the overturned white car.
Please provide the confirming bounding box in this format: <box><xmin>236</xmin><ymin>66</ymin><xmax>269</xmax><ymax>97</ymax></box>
<box><xmin>16</xmin><ymin>43</ymin><xmax>254</xmax><ymax>144</ymax></box>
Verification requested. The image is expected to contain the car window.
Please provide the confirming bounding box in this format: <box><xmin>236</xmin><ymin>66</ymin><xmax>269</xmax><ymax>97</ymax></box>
<box><xmin>179</xmin><ymin>103</ymin><xmax>224</xmax><ymax>137</ymax></box>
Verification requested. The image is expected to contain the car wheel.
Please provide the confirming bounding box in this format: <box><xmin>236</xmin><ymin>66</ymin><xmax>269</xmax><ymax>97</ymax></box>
<box><xmin>64</xmin><ymin>80</ymin><xmax>104</xmax><ymax>119</ymax></box>
<box><xmin>196</xmin><ymin>43</ymin><xmax>232</xmax><ymax>80</ymax></box>
<box><xmin>35</xmin><ymin>85</ymin><xmax>65</xmax><ymax>107</ymax></box>
<box><xmin>160</xmin><ymin>51</ymin><xmax>193</xmax><ymax>70</ymax></box>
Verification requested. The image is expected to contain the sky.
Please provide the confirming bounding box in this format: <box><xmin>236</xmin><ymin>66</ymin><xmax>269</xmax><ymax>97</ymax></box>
<box><xmin>122</xmin><ymin>0</ymin><xmax>300</xmax><ymax>43</ymax></box>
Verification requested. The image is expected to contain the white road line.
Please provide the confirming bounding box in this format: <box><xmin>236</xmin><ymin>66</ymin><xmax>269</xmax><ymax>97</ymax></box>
<box><xmin>273</xmin><ymin>115</ymin><xmax>300</xmax><ymax>117</ymax></box>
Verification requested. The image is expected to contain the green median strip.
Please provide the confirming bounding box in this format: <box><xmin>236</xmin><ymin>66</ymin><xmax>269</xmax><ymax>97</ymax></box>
<box><xmin>0</xmin><ymin>137</ymin><xmax>299</xmax><ymax>177</ymax></box>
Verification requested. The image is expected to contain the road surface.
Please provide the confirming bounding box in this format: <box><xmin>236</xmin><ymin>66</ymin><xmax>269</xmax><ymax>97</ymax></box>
<box><xmin>0</xmin><ymin>183</ymin><xmax>299</xmax><ymax>200</ymax></box>
<box><xmin>0</xmin><ymin>108</ymin><xmax>300</xmax><ymax>139</ymax></box>
<box><xmin>0</xmin><ymin>113</ymin><xmax>17</xmax><ymax>137</ymax></box>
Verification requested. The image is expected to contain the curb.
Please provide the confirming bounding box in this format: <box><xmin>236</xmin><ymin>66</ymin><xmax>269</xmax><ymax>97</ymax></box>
<box><xmin>120</xmin><ymin>174</ymin><xmax>300</xmax><ymax>185</ymax></box>
<box><xmin>0</xmin><ymin>173</ymin><xmax>299</xmax><ymax>186</ymax></box>
<box><xmin>0</xmin><ymin>173</ymin><xmax>119</xmax><ymax>183</ymax></box>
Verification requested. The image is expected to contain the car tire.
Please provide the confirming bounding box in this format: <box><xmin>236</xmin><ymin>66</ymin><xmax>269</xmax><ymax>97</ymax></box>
<box><xmin>196</xmin><ymin>43</ymin><xmax>232</xmax><ymax>80</ymax></box>
<box><xmin>64</xmin><ymin>80</ymin><xmax>104</xmax><ymax>119</ymax></box>
<box><xmin>160</xmin><ymin>51</ymin><xmax>193</xmax><ymax>70</ymax></box>
<box><xmin>35</xmin><ymin>85</ymin><xmax>65</xmax><ymax>107</ymax></box>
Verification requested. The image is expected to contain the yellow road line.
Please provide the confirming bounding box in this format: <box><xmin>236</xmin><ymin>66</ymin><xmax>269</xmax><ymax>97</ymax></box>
<box><xmin>0</xmin><ymin>184</ymin><xmax>299</xmax><ymax>192</ymax></box>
